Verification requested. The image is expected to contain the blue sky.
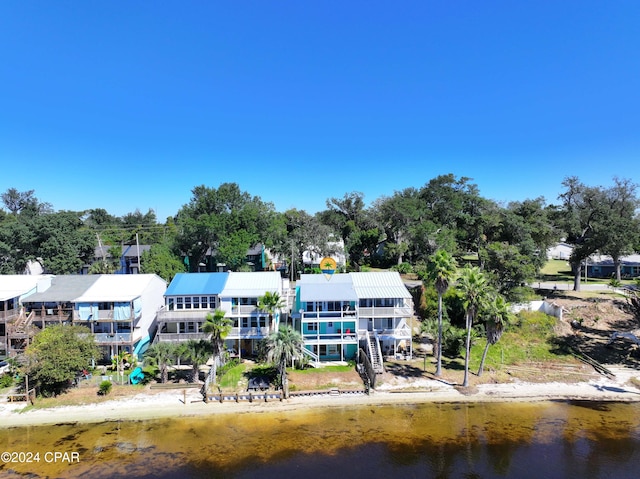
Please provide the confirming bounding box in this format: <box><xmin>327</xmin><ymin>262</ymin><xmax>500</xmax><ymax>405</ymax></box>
<box><xmin>1</xmin><ymin>1</ymin><xmax>639</xmax><ymax>220</ymax></box>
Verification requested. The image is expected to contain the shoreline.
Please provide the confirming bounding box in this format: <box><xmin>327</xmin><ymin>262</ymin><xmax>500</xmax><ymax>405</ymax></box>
<box><xmin>3</xmin><ymin>367</ymin><xmax>640</xmax><ymax>428</ymax></box>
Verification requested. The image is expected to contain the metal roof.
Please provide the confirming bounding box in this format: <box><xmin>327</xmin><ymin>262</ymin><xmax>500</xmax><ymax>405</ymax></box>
<box><xmin>22</xmin><ymin>275</ymin><xmax>102</xmax><ymax>303</ymax></box>
<box><xmin>75</xmin><ymin>274</ymin><xmax>162</xmax><ymax>302</ymax></box>
<box><xmin>0</xmin><ymin>275</ymin><xmax>53</xmax><ymax>302</ymax></box>
<box><xmin>165</xmin><ymin>273</ymin><xmax>229</xmax><ymax>297</ymax></box>
<box><xmin>220</xmin><ymin>271</ymin><xmax>282</xmax><ymax>297</ymax></box>
<box><xmin>350</xmin><ymin>272</ymin><xmax>412</xmax><ymax>299</ymax></box>
<box><xmin>298</xmin><ymin>274</ymin><xmax>358</xmax><ymax>302</ymax></box>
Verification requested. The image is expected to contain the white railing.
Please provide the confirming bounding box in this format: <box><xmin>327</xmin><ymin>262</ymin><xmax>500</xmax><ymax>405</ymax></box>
<box><xmin>358</xmin><ymin>306</ymin><xmax>413</xmax><ymax>317</ymax></box>
<box><xmin>156</xmin><ymin>332</ymin><xmax>207</xmax><ymax>342</ymax></box>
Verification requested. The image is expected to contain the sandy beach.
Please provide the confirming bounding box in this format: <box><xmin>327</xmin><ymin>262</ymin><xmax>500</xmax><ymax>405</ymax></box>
<box><xmin>2</xmin><ymin>365</ymin><xmax>639</xmax><ymax>429</ymax></box>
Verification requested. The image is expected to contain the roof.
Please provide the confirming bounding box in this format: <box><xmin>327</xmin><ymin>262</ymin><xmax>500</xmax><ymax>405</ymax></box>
<box><xmin>350</xmin><ymin>272</ymin><xmax>412</xmax><ymax>299</ymax></box>
<box><xmin>75</xmin><ymin>274</ymin><xmax>162</xmax><ymax>302</ymax></box>
<box><xmin>298</xmin><ymin>273</ymin><xmax>358</xmax><ymax>302</ymax></box>
<box><xmin>0</xmin><ymin>275</ymin><xmax>53</xmax><ymax>302</ymax></box>
<box><xmin>121</xmin><ymin>244</ymin><xmax>152</xmax><ymax>258</ymax></box>
<box><xmin>23</xmin><ymin>275</ymin><xmax>102</xmax><ymax>303</ymax></box>
<box><xmin>165</xmin><ymin>273</ymin><xmax>229</xmax><ymax>297</ymax></box>
<box><xmin>297</xmin><ymin>272</ymin><xmax>411</xmax><ymax>301</ymax></box>
<box><xmin>220</xmin><ymin>271</ymin><xmax>282</xmax><ymax>297</ymax></box>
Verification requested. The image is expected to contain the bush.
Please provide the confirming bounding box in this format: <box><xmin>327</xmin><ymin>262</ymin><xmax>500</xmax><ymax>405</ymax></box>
<box><xmin>0</xmin><ymin>374</ymin><xmax>13</xmax><ymax>388</ymax></box>
<box><xmin>98</xmin><ymin>380</ymin><xmax>112</xmax><ymax>396</ymax></box>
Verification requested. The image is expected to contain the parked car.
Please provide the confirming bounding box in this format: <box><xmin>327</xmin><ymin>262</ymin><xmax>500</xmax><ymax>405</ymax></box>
<box><xmin>0</xmin><ymin>360</ymin><xmax>9</xmax><ymax>376</ymax></box>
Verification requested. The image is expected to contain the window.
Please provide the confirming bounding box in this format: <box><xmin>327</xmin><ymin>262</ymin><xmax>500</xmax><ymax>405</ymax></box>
<box><xmin>176</xmin><ymin>298</ymin><xmax>184</xmax><ymax>310</ymax></box>
<box><xmin>184</xmin><ymin>297</ymin><xmax>192</xmax><ymax>309</ymax></box>
<box><xmin>308</xmin><ymin>322</ymin><xmax>318</xmax><ymax>331</ymax></box>
<box><xmin>192</xmin><ymin>297</ymin><xmax>200</xmax><ymax>309</ymax></box>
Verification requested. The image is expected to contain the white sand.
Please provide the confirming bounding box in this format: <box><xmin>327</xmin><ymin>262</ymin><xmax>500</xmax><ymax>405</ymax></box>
<box><xmin>2</xmin><ymin>366</ymin><xmax>639</xmax><ymax>428</ymax></box>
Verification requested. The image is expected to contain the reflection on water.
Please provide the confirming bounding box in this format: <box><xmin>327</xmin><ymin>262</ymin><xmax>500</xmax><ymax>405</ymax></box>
<box><xmin>1</xmin><ymin>401</ymin><xmax>639</xmax><ymax>478</ymax></box>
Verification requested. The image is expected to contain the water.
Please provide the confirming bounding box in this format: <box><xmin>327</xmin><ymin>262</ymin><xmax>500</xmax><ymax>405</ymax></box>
<box><xmin>1</xmin><ymin>400</ymin><xmax>639</xmax><ymax>478</ymax></box>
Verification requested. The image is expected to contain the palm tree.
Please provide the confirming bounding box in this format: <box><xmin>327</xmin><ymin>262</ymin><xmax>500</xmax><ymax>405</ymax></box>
<box><xmin>144</xmin><ymin>342</ymin><xmax>177</xmax><ymax>384</ymax></box>
<box><xmin>477</xmin><ymin>294</ymin><xmax>511</xmax><ymax>377</ymax></box>
<box><xmin>258</xmin><ymin>291</ymin><xmax>285</xmax><ymax>330</ymax></box>
<box><xmin>201</xmin><ymin>309</ymin><xmax>233</xmax><ymax>386</ymax></box>
<box><xmin>426</xmin><ymin>249</ymin><xmax>458</xmax><ymax>377</ymax></box>
<box><xmin>178</xmin><ymin>339</ymin><xmax>213</xmax><ymax>383</ymax></box>
<box><xmin>456</xmin><ymin>265</ymin><xmax>488</xmax><ymax>387</ymax></box>
<box><xmin>264</xmin><ymin>326</ymin><xmax>304</xmax><ymax>398</ymax></box>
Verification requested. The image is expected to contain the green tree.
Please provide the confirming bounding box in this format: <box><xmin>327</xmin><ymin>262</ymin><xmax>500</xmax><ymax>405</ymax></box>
<box><xmin>22</xmin><ymin>324</ymin><xmax>99</xmax><ymax>396</ymax></box>
<box><xmin>319</xmin><ymin>191</ymin><xmax>375</xmax><ymax>269</ymax></box>
<box><xmin>178</xmin><ymin>339</ymin><xmax>213</xmax><ymax>383</ymax></box>
<box><xmin>257</xmin><ymin>291</ymin><xmax>285</xmax><ymax>330</ymax></box>
<box><xmin>110</xmin><ymin>350</ymin><xmax>134</xmax><ymax>384</ymax></box>
<box><xmin>175</xmin><ymin>183</ymin><xmax>275</xmax><ymax>272</ymax></box>
<box><xmin>456</xmin><ymin>265</ymin><xmax>489</xmax><ymax>387</ymax></box>
<box><xmin>555</xmin><ymin>177</ymin><xmax>610</xmax><ymax>291</ymax></box>
<box><xmin>201</xmin><ymin>309</ymin><xmax>233</xmax><ymax>385</ymax></box>
<box><xmin>32</xmin><ymin>211</ymin><xmax>96</xmax><ymax>274</ymax></box>
<box><xmin>141</xmin><ymin>241</ymin><xmax>186</xmax><ymax>282</ymax></box>
<box><xmin>144</xmin><ymin>342</ymin><xmax>177</xmax><ymax>384</ymax></box>
<box><xmin>599</xmin><ymin>178</ymin><xmax>640</xmax><ymax>281</ymax></box>
<box><xmin>264</xmin><ymin>326</ymin><xmax>304</xmax><ymax>398</ymax></box>
<box><xmin>426</xmin><ymin>249</ymin><xmax>458</xmax><ymax>377</ymax></box>
<box><xmin>477</xmin><ymin>294</ymin><xmax>512</xmax><ymax>377</ymax></box>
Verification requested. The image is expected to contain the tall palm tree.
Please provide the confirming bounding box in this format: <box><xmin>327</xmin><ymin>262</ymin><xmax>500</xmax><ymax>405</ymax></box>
<box><xmin>201</xmin><ymin>309</ymin><xmax>233</xmax><ymax>386</ymax></box>
<box><xmin>477</xmin><ymin>294</ymin><xmax>511</xmax><ymax>377</ymax></box>
<box><xmin>426</xmin><ymin>249</ymin><xmax>458</xmax><ymax>377</ymax></box>
<box><xmin>178</xmin><ymin>339</ymin><xmax>213</xmax><ymax>383</ymax></box>
<box><xmin>144</xmin><ymin>342</ymin><xmax>177</xmax><ymax>384</ymax></box>
<box><xmin>257</xmin><ymin>291</ymin><xmax>285</xmax><ymax>330</ymax></box>
<box><xmin>264</xmin><ymin>326</ymin><xmax>304</xmax><ymax>398</ymax></box>
<box><xmin>456</xmin><ymin>265</ymin><xmax>488</xmax><ymax>387</ymax></box>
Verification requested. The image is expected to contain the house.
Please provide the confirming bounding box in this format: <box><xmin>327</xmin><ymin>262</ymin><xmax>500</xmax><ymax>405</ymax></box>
<box><xmin>155</xmin><ymin>271</ymin><xmax>289</xmax><ymax>357</ymax></box>
<box><xmin>80</xmin><ymin>244</ymin><xmax>151</xmax><ymax>275</ymax></box>
<box><xmin>0</xmin><ymin>275</ymin><xmax>54</xmax><ymax>357</ymax></box>
<box><xmin>547</xmin><ymin>243</ymin><xmax>573</xmax><ymax>260</ymax></box>
<box><xmin>293</xmin><ymin>271</ymin><xmax>414</xmax><ymax>371</ymax></box>
<box><xmin>19</xmin><ymin>274</ymin><xmax>166</xmax><ymax>362</ymax></box>
<box><xmin>586</xmin><ymin>253</ymin><xmax>640</xmax><ymax>279</ymax></box>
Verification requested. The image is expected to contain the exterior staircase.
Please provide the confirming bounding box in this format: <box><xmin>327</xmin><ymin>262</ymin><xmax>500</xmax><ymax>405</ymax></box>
<box><xmin>366</xmin><ymin>331</ymin><xmax>384</xmax><ymax>374</ymax></box>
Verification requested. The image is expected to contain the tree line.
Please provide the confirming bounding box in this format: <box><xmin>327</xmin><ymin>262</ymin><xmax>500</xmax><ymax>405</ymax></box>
<box><xmin>1</xmin><ymin>174</ymin><xmax>639</xmax><ymax>297</ymax></box>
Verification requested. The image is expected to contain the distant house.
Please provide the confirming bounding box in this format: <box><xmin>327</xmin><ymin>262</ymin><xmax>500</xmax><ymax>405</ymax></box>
<box><xmin>293</xmin><ymin>272</ymin><xmax>414</xmax><ymax>371</ymax></box>
<box><xmin>586</xmin><ymin>254</ymin><xmax>640</xmax><ymax>279</ymax></box>
<box><xmin>155</xmin><ymin>271</ymin><xmax>290</xmax><ymax>357</ymax></box>
<box><xmin>81</xmin><ymin>244</ymin><xmax>151</xmax><ymax>275</ymax></box>
<box><xmin>0</xmin><ymin>275</ymin><xmax>53</xmax><ymax>357</ymax></box>
<box><xmin>19</xmin><ymin>274</ymin><xmax>166</xmax><ymax>361</ymax></box>
<box><xmin>547</xmin><ymin>243</ymin><xmax>573</xmax><ymax>260</ymax></box>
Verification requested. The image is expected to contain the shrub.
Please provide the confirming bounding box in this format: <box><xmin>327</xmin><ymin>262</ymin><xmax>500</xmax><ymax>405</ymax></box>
<box><xmin>98</xmin><ymin>380</ymin><xmax>112</xmax><ymax>396</ymax></box>
<box><xmin>0</xmin><ymin>374</ymin><xmax>13</xmax><ymax>388</ymax></box>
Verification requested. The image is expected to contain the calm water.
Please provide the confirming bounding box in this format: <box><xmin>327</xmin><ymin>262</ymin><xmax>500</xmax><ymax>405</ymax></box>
<box><xmin>1</xmin><ymin>401</ymin><xmax>640</xmax><ymax>478</ymax></box>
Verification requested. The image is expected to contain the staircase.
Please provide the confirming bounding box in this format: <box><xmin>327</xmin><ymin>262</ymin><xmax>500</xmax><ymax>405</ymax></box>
<box><xmin>366</xmin><ymin>331</ymin><xmax>384</xmax><ymax>374</ymax></box>
<box><xmin>8</xmin><ymin>310</ymin><xmax>34</xmax><ymax>337</ymax></box>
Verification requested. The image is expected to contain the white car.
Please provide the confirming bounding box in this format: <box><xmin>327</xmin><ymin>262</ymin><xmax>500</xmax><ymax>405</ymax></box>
<box><xmin>0</xmin><ymin>360</ymin><xmax>9</xmax><ymax>376</ymax></box>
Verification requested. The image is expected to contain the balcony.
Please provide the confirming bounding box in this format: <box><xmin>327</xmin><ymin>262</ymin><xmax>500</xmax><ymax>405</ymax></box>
<box><xmin>358</xmin><ymin>306</ymin><xmax>413</xmax><ymax>317</ymax></box>
<box><xmin>156</xmin><ymin>332</ymin><xmax>208</xmax><ymax>342</ymax></box>
<box><xmin>302</xmin><ymin>332</ymin><xmax>359</xmax><ymax>344</ymax></box>
<box><xmin>230</xmin><ymin>305</ymin><xmax>260</xmax><ymax>315</ymax></box>
<box><xmin>227</xmin><ymin>327</ymin><xmax>270</xmax><ymax>339</ymax></box>
<box><xmin>158</xmin><ymin>309</ymin><xmax>212</xmax><ymax>322</ymax></box>
<box><xmin>300</xmin><ymin>310</ymin><xmax>357</xmax><ymax>320</ymax></box>
<box><xmin>94</xmin><ymin>333</ymin><xmax>132</xmax><ymax>344</ymax></box>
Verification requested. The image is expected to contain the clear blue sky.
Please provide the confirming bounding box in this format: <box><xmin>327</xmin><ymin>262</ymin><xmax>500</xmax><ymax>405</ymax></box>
<box><xmin>1</xmin><ymin>1</ymin><xmax>639</xmax><ymax>220</ymax></box>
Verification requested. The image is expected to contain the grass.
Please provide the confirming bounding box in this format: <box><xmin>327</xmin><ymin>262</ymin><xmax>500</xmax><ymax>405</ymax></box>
<box><xmin>288</xmin><ymin>364</ymin><xmax>354</xmax><ymax>374</ymax></box>
<box><xmin>218</xmin><ymin>362</ymin><xmax>248</xmax><ymax>389</ymax></box>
